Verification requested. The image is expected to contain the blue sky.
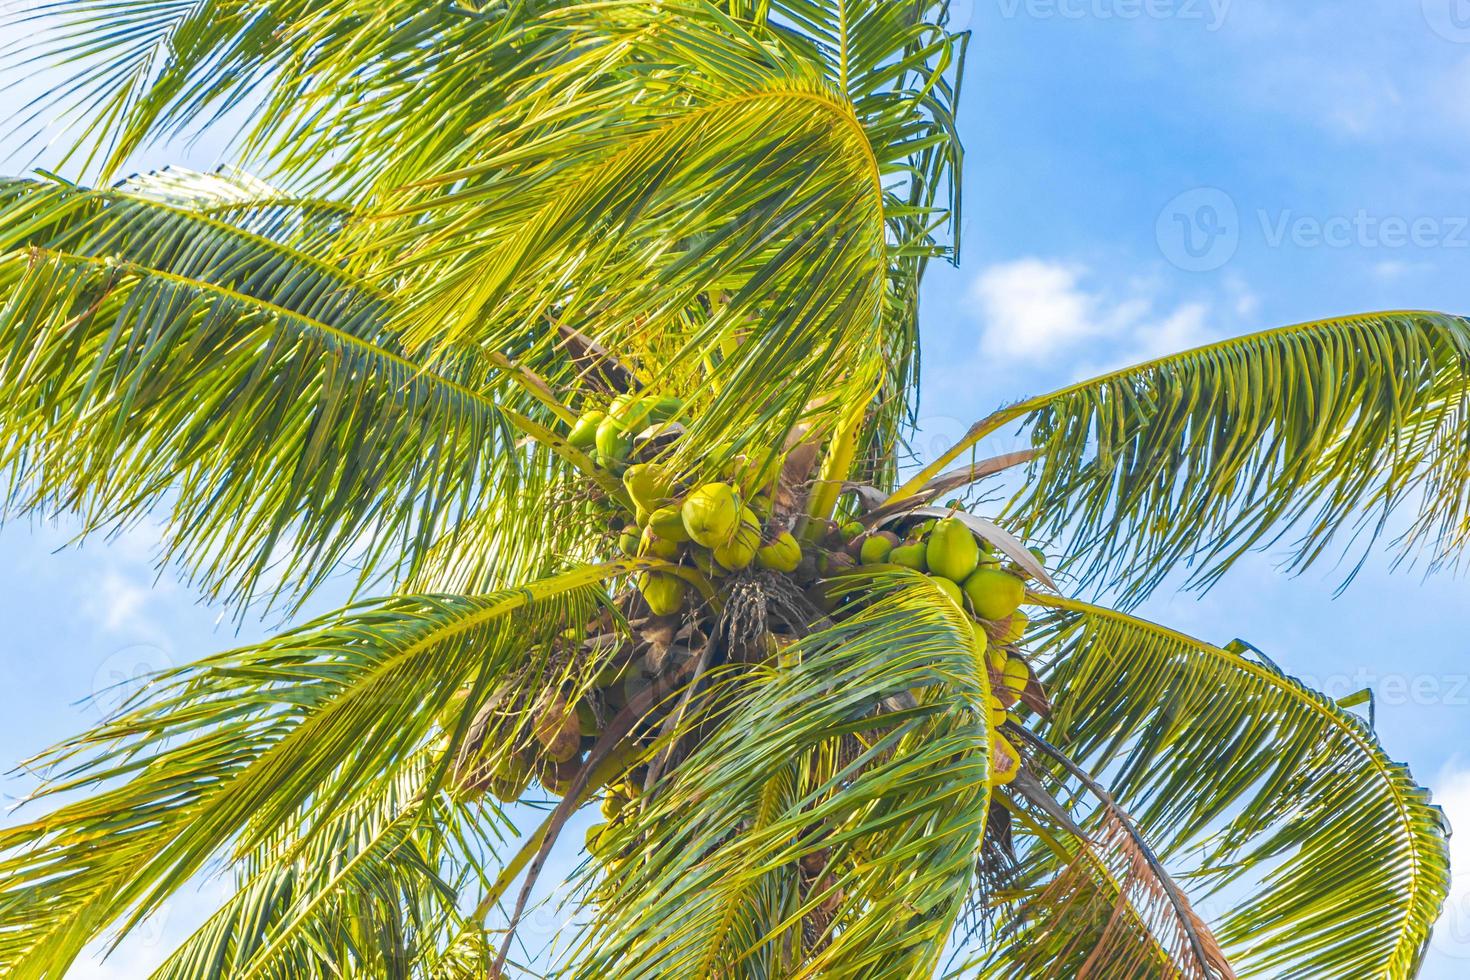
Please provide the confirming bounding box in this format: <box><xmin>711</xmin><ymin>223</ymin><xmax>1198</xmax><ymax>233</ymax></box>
<box><xmin>3</xmin><ymin>0</ymin><xmax>1470</xmax><ymax>975</ymax></box>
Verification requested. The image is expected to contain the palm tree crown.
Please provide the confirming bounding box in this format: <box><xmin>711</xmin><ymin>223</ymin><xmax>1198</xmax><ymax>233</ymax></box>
<box><xmin>0</xmin><ymin>1</ymin><xmax>1457</xmax><ymax>977</ymax></box>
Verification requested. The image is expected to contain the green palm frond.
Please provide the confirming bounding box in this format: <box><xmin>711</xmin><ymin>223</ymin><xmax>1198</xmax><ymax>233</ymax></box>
<box><xmin>152</xmin><ymin>755</ymin><xmax>502</xmax><ymax>980</ymax></box>
<box><xmin>894</xmin><ymin>312</ymin><xmax>1470</xmax><ymax>604</ymax></box>
<box><xmin>0</xmin><ymin>561</ymin><xmax>654</xmax><ymax>979</ymax></box>
<box><xmin>348</xmin><ymin>4</ymin><xmax>925</xmax><ymax>482</ymax></box>
<box><xmin>0</xmin><ymin>173</ymin><xmax>619</xmax><ymax>606</ymax></box>
<box><xmin>1018</xmin><ymin>596</ymin><xmax>1450</xmax><ymax>979</ymax></box>
<box><xmin>9</xmin><ymin>2</ymin><xmax>965</xmax><ymax>494</ymax></box>
<box><xmin>0</xmin><ymin>1</ymin><xmax>1457</xmax><ymax>977</ymax></box>
<box><xmin>568</xmin><ymin>572</ymin><xmax>992</xmax><ymax>979</ymax></box>
<box><xmin>3</xmin><ymin>0</ymin><xmax>490</xmax><ymax>183</ymax></box>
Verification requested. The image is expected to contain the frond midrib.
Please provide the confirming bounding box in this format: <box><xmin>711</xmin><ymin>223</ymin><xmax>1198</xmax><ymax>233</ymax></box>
<box><xmin>1036</xmin><ymin>594</ymin><xmax>1432</xmax><ymax>975</ymax></box>
<box><xmin>16</xmin><ymin>246</ymin><xmax>492</xmax><ymax>413</ymax></box>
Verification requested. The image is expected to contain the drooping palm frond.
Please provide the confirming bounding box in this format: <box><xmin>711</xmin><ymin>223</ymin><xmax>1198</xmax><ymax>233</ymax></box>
<box><xmin>894</xmin><ymin>312</ymin><xmax>1470</xmax><ymax>604</ymax></box>
<box><xmin>6</xmin><ymin>1</ymin><xmax>966</xmax><ymax>500</ymax></box>
<box><xmin>151</xmin><ymin>755</ymin><xmax>504</xmax><ymax>980</ymax></box>
<box><xmin>335</xmin><ymin>2</ymin><xmax>954</xmax><ymax>491</ymax></box>
<box><xmin>0</xmin><ymin>2</ymin><xmax>1456</xmax><ymax>978</ymax></box>
<box><xmin>1015</xmin><ymin>597</ymin><xmax>1450</xmax><ymax>979</ymax></box>
<box><xmin>0</xmin><ymin>561</ymin><xmax>656</xmax><ymax>979</ymax></box>
<box><xmin>565</xmin><ymin>572</ymin><xmax>992</xmax><ymax>978</ymax></box>
<box><xmin>961</xmin><ymin>801</ymin><xmax>1231</xmax><ymax>980</ymax></box>
<box><xmin>0</xmin><ymin>172</ymin><xmax>617</xmax><ymax>607</ymax></box>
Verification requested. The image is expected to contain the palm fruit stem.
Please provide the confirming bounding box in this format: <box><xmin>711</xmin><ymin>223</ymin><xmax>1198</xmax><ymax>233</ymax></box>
<box><xmin>803</xmin><ymin>377</ymin><xmax>878</xmax><ymax>538</ymax></box>
<box><xmin>485</xmin><ymin>351</ymin><xmax>579</xmax><ymax>425</ymax></box>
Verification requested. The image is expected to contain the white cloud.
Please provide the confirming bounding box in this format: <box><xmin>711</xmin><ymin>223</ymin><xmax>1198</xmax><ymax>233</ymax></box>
<box><xmin>77</xmin><ymin>524</ymin><xmax>174</xmax><ymax>637</ymax></box>
<box><xmin>1371</xmin><ymin>259</ymin><xmax>1434</xmax><ymax>283</ymax></box>
<box><xmin>970</xmin><ymin>259</ymin><xmax>1103</xmax><ymax>361</ymax></box>
<box><xmin>87</xmin><ymin>571</ymin><xmax>153</xmax><ymax>632</ymax></box>
<box><xmin>1432</xmin><ymin>760</ymin><xmax>1470</xmax><ymax>960</ymax></box>
<box><xmin>969</xmin><ymin>258</ymin><xmax>1231</xmax><ymax>375</ymax></box>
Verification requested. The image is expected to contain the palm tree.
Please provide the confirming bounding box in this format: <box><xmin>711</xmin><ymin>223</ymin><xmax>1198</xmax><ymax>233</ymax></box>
<box><xmin>0</xmin><ymin>0</ymin><xmax>1457</xmax><ymax>976</ymax></box>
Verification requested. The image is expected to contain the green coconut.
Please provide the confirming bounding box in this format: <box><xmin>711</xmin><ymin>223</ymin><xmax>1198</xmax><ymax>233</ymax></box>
<box><xmin>995</xmin><ymin>657</ymin><xmax>1030</xmax><ymax>709</ymax></box>
<box><xmin>489</xmin><ymin>754</ymin><xmax>533</xmax><ymax>803</ymax></box>
<box><xmin>890</xmin><ymin>543</ymin><xmax>928</xmax><ymax>572</ymax></box>
<box><xmin>594</xmin><ymin>659</ymin><xmax>633</xmax><ymax>688</ymax></box>
<box><xmin>617</xmin><ymin>528</ymin><xmax>641</xmax><ymax>557</ymax></box>
<box><xmin>1002</xmin><ymin>656</ymin><xmax>1030</xmax><ymax>691</ymax></box>
<box><xmin>930</xmin><ymin>575</ymin><xmax>964</xmax><ymax>608</ymax></box>
<box><xmin>859</xmin><ymin>531</ymin><xmax>898</xmax><ymax>565</ymax></box>
<box><xmin>926</xmin><ymin>517</ymin><xmax>980</xmax><ymax>583</ymax></box>
<box><xmin>819</xmin><ymin>551</ymin><xmax>857</xmax><ymax>576</ymax></box>
<box><xmin>595</xmin><ymin>414</ymin><xmax>634</xmax><ymax>469</ymax></box>
<box><xmin>962</xmin><ymin>567</ymin><xmax>1025</xmax><ymax>620</ymax></box>
<box><xmin>645</xmin><ymin>396</ymin><xmax>685</xmax><ymax>424</ymax></box>
<box><xmin>607</xmin><ymin>393</ymin><xmax>638</xmax><ymax>423</ymax></box>
<box><xmin>756</xmin><ymin>530</ymin><xmax>803</xmax><ymax>572</ymax></box>
<box><xmin>623</xmin><ymin>463</ymin><xmax>673</xmax><ymax>513</ymax></box>
<box><xmin>971</xmin><ymin>621</ymin><xmax>990</xmax><ymax>661</ymax></box>
<box><xmin>986</xmin><ymin>640</ymin><xmax>1008</xmax><ymax>673</ymax></box>
<box><xmin>649</xmin><ymin>505</ymin><xmax>691</xmax><ymax>543</ymax></box>
<box><xmin>998</xmin><ymin>610</ymin><xmax>1030</xmax><ymax>646</ymax></box>
<box><xmin>639</xmin><ymin>572</ymin><xmax>686</xmax><ymax>617</ymax></box>
<box><xmin>690</xmin><ymin>548</ymin><xmax>725</xmax><ymax>579</ymax></box>
<box><xmin>538</xmin><ymin>756</ymin><xmax>579</xmax><ymax>795</ymax></box>
<box><xmin>532</xmin><ymin>697</ymin><xmax>582</xmax><ymax>763</ymax></box>
<box><xmin>714</xmin><ymin>511</ymin><xmax>762</xmax><ymax>570</ymax></box>
<box><xmin>989</xmin><ymin>734</ymin><xmax>1021</xmax><ymax>786</ymax></box>
<box><xmin>681</xmin><ymin>483</ymin><xmax>741</xmax><ymax>547</ymax></box>
<box><xmin>586</xmin><ymin>822</ymin><xmax>610</xmax><ymax>857</ymax></box>
<box><xmin>568</xmin><ymin>411</ymin><xmax>605</xmax><ymax>450</ymax></box>
<box><xmin>638</xmin><ymin>526</ymin><xmax>682</xmax><ymax>561</ymax></box>
<box><xmin>576</xmin><ymin>700</ymin><xmax>600</xmax><ymax>737</ymax></box>
<box><xmin>600</xmin><ymin>790</ymin><xmax>626</xmax><ymax>821</ymax></box>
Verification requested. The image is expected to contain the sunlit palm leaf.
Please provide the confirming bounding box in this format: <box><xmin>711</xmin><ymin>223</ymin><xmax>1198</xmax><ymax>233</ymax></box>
<box><xmin>1023</xmin><ymin>596</ymin><xmax>1450</xmax><ymax>979</ymax></box>
<box><xmin>896</xmin><ymin>312</ymin><xmax>1470</xmax><ymax>604</ymax></box>
<box><xmin>0</xmin><ymin>171</ymin><xmax>609</xmax><ymax>606</ymax></box>
<box><xmin>0</xmin><ymin>561</ymin><xmax>653</xmax><ymax>978</ymax></box>
<box><xmin>152</xmin><ymin>756</ymin><xmax>504</xmax><ymax>980</ymax></box>
<box><xmin>567</xmin><ymin>572</ymin><xmax>992</xmax><ymax>978</ymax></box>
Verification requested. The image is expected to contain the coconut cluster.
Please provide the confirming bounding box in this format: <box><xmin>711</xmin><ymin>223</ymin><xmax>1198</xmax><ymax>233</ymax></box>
<box><xmin>444</xmin><ymin>394</ymin><xmax>811</xmax><ymax>809</ymax></box>
<box><xmin>444</xmin><ymin>394</ymin><xmax>1047</xmax><ymax>849</ymax></box>
<box><xmin>619</xmin><ymin>471</ymin><xmax>806</xmax><ymax>616</ymax></box>
<box><xmin>833</xmin><ymin>506</ymin><xmax>1042</xmax><ymax>788</ymax></box>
